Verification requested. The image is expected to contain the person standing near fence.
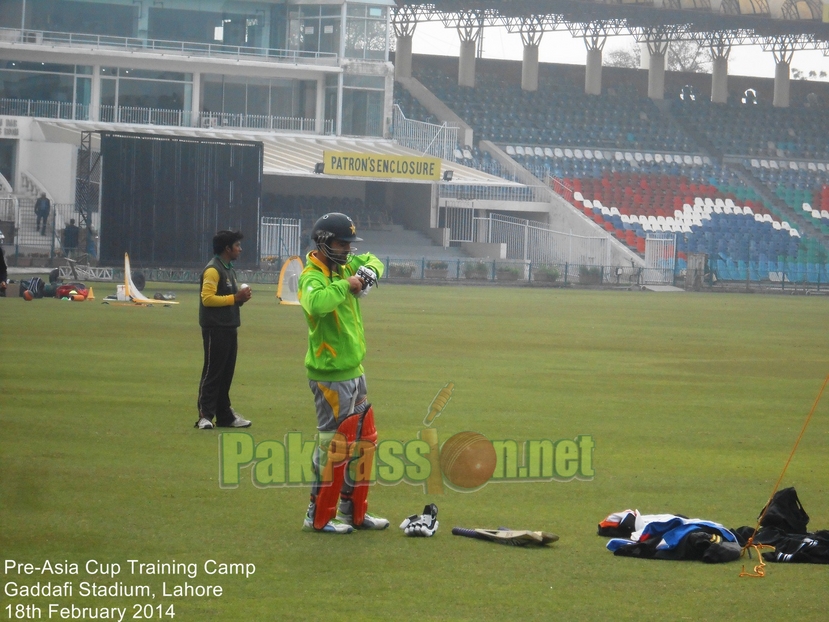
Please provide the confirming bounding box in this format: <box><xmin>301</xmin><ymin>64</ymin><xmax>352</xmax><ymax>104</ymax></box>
<box><xmin>35</xmin><ymin>193</ymin><xmax>50</xmax><ymax>236</ymax></box>
<box><xmin>63</xmin><ymin>219</ymin><xmax>79</xmax><ymax>257</ymax></box>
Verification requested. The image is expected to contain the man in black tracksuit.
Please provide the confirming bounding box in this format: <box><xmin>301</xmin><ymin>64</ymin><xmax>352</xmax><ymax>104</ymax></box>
<box><xmin>195</xmin><ymin>230</ymin><xmax>253</xmax><ymax>430</ymax></box>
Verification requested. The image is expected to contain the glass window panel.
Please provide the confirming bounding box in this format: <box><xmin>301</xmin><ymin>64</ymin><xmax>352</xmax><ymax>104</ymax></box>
<box><xmin>75</xmin><ymin>76</ymin><xmax>91</xmax><ymax>107</ymax></box>
<box><xmin>319</xmin><ymin>17</ymin><xmax>340</xmax><ymax>54</ymax></box>
<box><xmin>320</xmin><ymin>6</ymin><xmax>341</xmax><ymax>17</ymax></box>
<box><xmin>100</xmin><ymin>78</ymin><xmax>116</xmax><ymax>106</ymax></box>
<box><xmin>223</xmin><ymin>81</ymin><xmax>246</xmax><ymax>114</ymax></box>
<box><xmin>0</xmin><ymin>70</ymin><xmax>74</xmax><ymax>102</ymax></box>
<box><xmin>202</xmin><ymin>80</ymin><xmax>224</xmax><ymax>114</ymax></box>
<box><xmin>271</xmin><ymin>85</ymin><xmax>296</xmax><ymax>117</ymax></box>
<box><xmin>287</xmin><ymin>12</ymin><xmax>302</xmax><ymax>50</ymax></box>
<box><xmin>364</xmin><ymin>18</ymin><xmax>386</xmax><ymax>60</ymax></box>
<box><xmin>116</xmin><ymin>79</ymin><xmax>185</xmax><ymax>109</ymax></box>
<box><xmin>29</xmin><ymin>1</ymin><xmax>136</xmax><ymax>37</ymax></box>
<box><xmin>148</xmin><ymin>8</ymin><xmax>224</xmax><ymax>45</ymax></box>
<box><xmin>300</xmin><ymin>6</ymin><xmax>323</xmax><ymax>18</ymax></box>
<box><xmin>345</xmin><ymin>17</ymin><xmax>366</xmax><ymax>58</ymax></box>
<box><xmin>247</xmin><ymin>84</ymin><xmax>270</xmax><ymax>116</ymax></box>
<box><xmin>0</xmin><ymin>61</ymin><xmax>76</xmax><ymax>74</ymax></box>
<box><xmin>119</xmin><ymin>69</ymin><xmax>188</xmax><ymax>82</ymax></box>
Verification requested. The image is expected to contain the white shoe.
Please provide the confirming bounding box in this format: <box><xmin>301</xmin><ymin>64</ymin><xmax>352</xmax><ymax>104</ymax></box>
<box><xmin>302</xmin><ymin>516</ymin><xmax>354</xmax><ymax>534</ymax></box>
<box><xmin>195</xmin><ymin>417</ymin><xmax>214</xmax><ymax>430</ymax></box>
<box><xmin>218</xmin><ymin>409</ymin><xmax>251</xmax><ymax>428</ymax></box>
<box><xmin>337</xmin><ymin>511</ymin><xmax>390</xmax><ymax>530</ymax></box>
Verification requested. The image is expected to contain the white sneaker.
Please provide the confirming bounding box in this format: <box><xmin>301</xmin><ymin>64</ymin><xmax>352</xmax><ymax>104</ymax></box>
<box><xmin>195</xmin><ymin>417</ymin><xmax>214</xmax><ymax>430</ymax></box>
<box><xmin>337</xmin><ymin>511</ymin><xmax>390</xmax><ymax>530</ymax></box>
<box><xmin>302</xmin><ymin>516</ymin><xmax>353</xmax><ymax>534</ymax></box>
<box><xmin>218</xmin><ymin>409</ymin><xmax>251</xmax><ymax>428</ymax></box>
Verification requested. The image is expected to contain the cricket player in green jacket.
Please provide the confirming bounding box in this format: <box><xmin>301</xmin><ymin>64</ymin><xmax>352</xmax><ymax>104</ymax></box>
<box><xmin>299</xmin><ymin>212</ymin><xmax>387</xmax><ymax>534</ymax></box>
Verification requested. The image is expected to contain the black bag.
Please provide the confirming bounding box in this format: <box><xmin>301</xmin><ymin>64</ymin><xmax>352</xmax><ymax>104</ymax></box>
<box><xmin>759</xmin><ymin>487</ymin><xmax>809</xmax><ymax>534</ymax></box>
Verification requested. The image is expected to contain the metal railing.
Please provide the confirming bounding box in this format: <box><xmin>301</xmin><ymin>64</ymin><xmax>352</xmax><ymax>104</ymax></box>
<box><xmin>476</xmin><ymin>213</ymin><xmax>611</xmax><ymax>266</ymax></box>
<box><xmin>100</xmin><ymin>105</ymin><xmax>190</xmax><ymax>126</ymax></box>
<box><xmin>0</xmin><ymin>97</ymin><xmax>331</xmax><ymax>133</ymax></box>
<box><xmin>260</xmin><ymin>217</ymin><xmax>302</xmax><ymax>261</ymax></box>
<box><xmin>439</xmin><ymin>184</ymin><xmax>547</xmax><ymax>203</ymax></box>
<box><xmin>378</xmin><ymin>257</ymin><xmax>637</xmax><ymax>286</ymax></box>
<box><xmin>392</xmin><ymin>105</ymin><xmax>459</xmax><ymax>162</ymax></box>
<box><xmin>0</xmin><ymin>27</ymin><xmax>338</xmax><ymax>64</ymax></box>
<box><xmin>199</xmin><ymin>113</ymin><xmax>331</xmax><ymax>134</ymax></box>
<box><xmin>0</xmin><ymin>98</ymin><xmax>89</xmax><ymax>120</ymax></box>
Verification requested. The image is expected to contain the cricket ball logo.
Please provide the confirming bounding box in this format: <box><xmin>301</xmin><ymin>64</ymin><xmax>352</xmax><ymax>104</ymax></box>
<box><xmin>419</xmin><ymin>382</ymin><xmax>498</xmax><ymax>494</ymax></box>
<box><xmin>217</xmin><ymin>382</ymin><xmax>594</xmax><ymax>490</ymax></box>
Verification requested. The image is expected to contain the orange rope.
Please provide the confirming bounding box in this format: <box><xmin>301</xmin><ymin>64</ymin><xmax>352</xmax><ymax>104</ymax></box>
<box><xmin>739</xmin><ymin>543</ymin><xmax>775</xmax><ymax>578</ymax></box>
<box><xmin>739</xmin><ymin>372</ymin><xmax>829</xmax><ymax>578</ymax></box>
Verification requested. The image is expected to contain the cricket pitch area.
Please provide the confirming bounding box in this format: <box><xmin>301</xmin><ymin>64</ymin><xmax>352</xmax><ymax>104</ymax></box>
<box><xmin>2</xmin><ymin>284</ymin><xmax>827</xmax><ymax>621</ymax></box>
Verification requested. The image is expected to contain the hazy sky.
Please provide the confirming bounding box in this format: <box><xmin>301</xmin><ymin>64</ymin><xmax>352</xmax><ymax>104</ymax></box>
<box><xmin>410</xmin><ymin>21</ymin><xmax>829</xmax><ymax>81</ymax></box>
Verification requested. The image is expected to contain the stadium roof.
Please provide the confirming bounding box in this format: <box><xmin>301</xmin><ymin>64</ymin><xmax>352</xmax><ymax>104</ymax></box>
<box><xmin>35</xmin><ymin>120</ymin><xmax>518</xmax><ymax>185</ymax></box>
<box><xmin>398</xmin><ymin>0</ymin><xmax>829</xmax><ymax>44</ymax></box>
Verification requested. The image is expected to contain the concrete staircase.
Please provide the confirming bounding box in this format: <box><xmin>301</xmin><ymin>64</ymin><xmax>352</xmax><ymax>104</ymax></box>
<box><xmin>359</xmin><ymin>225</ymin><xmax>467</xmax><ymax>260</ymax></box>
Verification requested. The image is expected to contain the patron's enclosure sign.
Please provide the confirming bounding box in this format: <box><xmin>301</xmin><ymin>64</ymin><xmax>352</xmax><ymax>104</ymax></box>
<box><xmin>323</xmin><ymin>151</ymin><xmax>442</xmax><ymax>181</ymax></box>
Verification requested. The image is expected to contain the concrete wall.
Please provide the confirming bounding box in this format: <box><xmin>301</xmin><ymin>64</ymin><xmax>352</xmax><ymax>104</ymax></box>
<box><xmin>19</xmin><ymin>141</ymin><xmax>76</xmax><ymax>204</ymax></box>
<box><xmin>263</xmin><ymin>175</ymin><xmax>365</xmax><ymax>200</ymax></box>
<box><xmin>389</xmin><ymin>181</ymin><xmax>432</xmax><ymax>232</ymax></box>
<box><xmin>461</xmin><ymin>241</ymin><xmax>506</xmax><ymax>259</ymax></box>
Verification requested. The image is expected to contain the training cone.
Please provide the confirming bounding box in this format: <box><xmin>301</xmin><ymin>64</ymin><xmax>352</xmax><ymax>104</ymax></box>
<box><xmin>87</xmin><ymin>287</ymin><xmax>95</xmax><ymax>300</ymax></box>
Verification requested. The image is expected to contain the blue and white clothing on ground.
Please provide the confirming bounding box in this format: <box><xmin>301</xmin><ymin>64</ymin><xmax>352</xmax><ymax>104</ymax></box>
<box><xmin>606</xmin><ymin>514</ymin><xmax>737</xmax><ymax>553</ymax></box>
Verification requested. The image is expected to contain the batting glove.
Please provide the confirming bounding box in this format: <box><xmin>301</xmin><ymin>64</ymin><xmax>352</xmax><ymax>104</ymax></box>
<box><xmin>399</xmin><ymin>503</ymin><xmax>439</xmax><ymax>537</ymax></box>
<box><xmin>355</xmin><ymin>266</ymin><xmax>377</xmax><ymax>298</ymax></box>
<box><xmin>356</xmin><ymin>266</ymin><xmax>377</xmax><ymax>288</ymax></box>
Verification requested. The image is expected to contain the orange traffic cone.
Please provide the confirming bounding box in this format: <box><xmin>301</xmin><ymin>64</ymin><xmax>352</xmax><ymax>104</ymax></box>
<box><xmin>87</xmin><ymin>287</ymin><xmax>95</xmax><ymax>300</ymax></box>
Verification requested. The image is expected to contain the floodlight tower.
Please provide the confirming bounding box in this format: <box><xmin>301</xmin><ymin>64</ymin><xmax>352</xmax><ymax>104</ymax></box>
<box><xmin>391</xmin><ymin>4</ymin><xmax>428</xmax><ymax>80</ymax></box>
<box><xmin>631</xmin><ymin>25</ymin><xmax>686</xmax><ymax>100</ymax></box>
<box><xmin>439</xmin><ymin>8</ymin><xmax>494</xmax><ymax>87</ymax></box>
<box><xmin>693</xmin><ymin>29</ymin><xmax>751</xmax><ymax>103</ymax></box>
<box><xmin>568</xmin><ymin>19</ymin><xmax>626</xmax><ymax>96</ymax></box>
<box><xmin>503</xmin><ymin>14</ymin><xmax>563</xmax><ymax>92</ymax></box>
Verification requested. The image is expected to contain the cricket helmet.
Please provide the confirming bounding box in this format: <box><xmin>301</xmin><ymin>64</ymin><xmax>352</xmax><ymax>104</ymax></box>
<box><xmin>311</xmin><ymin>213</ymin><xmax>362</xmax><ymax>244</ymax></box>
<box><xmin>311</xmin><ymin>213</ymin><xmax>362</xmax><ymax>266</ymax></box>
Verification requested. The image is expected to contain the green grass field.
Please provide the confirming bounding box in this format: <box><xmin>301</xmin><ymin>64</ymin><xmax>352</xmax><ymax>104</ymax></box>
<box><xmin>2</xmin><ymin>283</ymin><xmax>828</xmax><ymax>621</ymax></box>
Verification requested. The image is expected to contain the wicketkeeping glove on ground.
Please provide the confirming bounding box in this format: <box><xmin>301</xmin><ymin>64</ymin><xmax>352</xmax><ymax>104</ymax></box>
<box><xmin>399</xmin><ymin>503</ymin><xmax>439</xmax><ymax>537</ymax></box>
<box><xmin>355</xmin><ymin>266</ymin><xmax>378</xmax><ymax>298</ymax></box>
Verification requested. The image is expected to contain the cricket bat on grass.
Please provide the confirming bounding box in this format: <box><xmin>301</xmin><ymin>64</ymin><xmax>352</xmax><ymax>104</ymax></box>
<box><xmin>451</xmin><ymin>527</ymin><xmax>559</xmax><ymax>546</ymax></box>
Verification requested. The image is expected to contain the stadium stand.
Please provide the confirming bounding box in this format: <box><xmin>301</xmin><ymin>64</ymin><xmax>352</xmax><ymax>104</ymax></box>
<box><xmin>396</xmin><ymin>54</ymin><xmax>829</xmax><ymax>280</ymax></box>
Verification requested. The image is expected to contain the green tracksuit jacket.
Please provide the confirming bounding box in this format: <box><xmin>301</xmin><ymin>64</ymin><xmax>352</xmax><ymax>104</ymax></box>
<box><xmin>298</xmin><ymin>250</ymin><xmax>384</xmax><ymax>381</ymax></box>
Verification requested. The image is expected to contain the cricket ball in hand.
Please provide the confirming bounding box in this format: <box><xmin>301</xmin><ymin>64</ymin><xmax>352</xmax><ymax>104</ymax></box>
<box><xmin>240</xmin><ymin>283</ymin><xmax>249</xmax><ymax>290</ymax></box>
<box><xmin>440</xmin><ymin>431</ymin><xmax>497</xmax><ymax>490</ymax></box>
